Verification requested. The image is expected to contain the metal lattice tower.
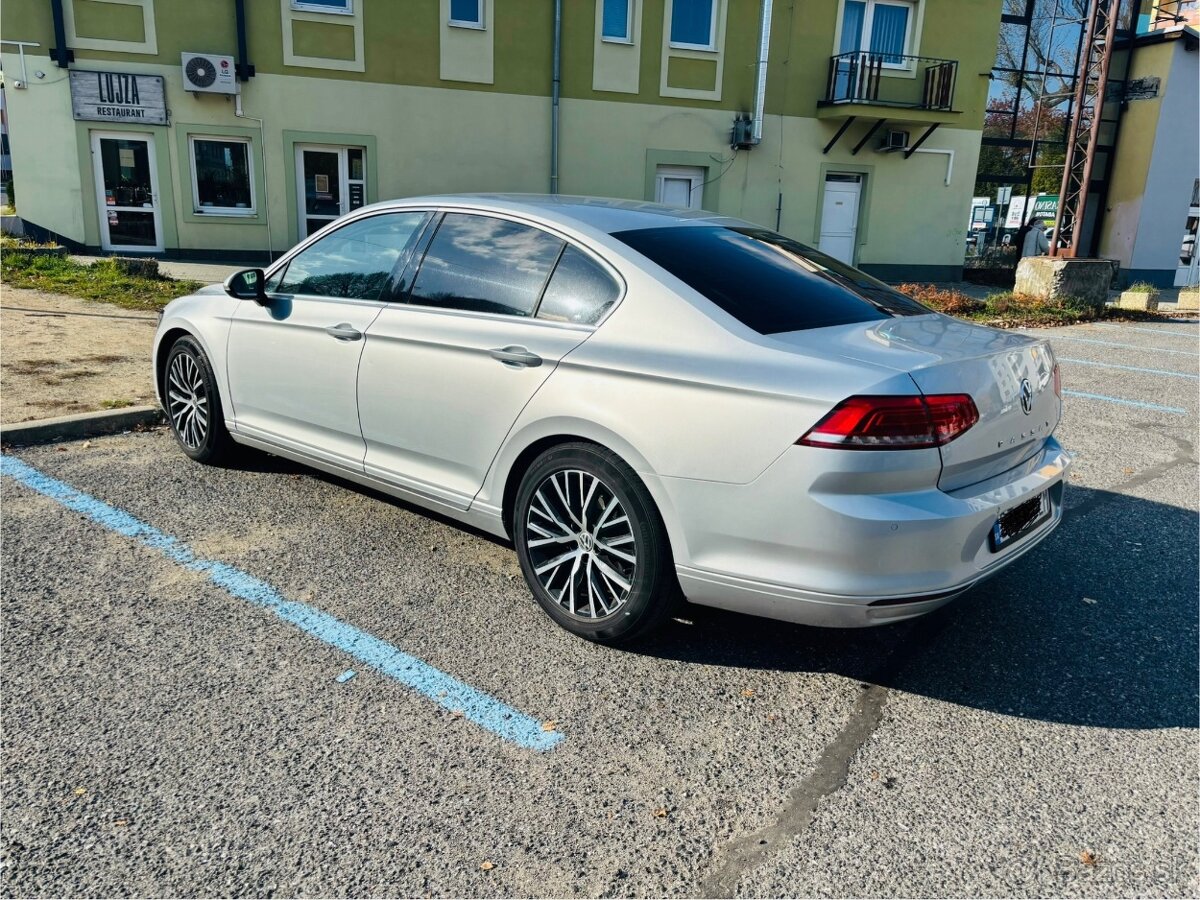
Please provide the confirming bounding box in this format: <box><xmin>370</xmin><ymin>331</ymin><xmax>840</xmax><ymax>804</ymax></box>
<box><xmin>1050</xmin><ymin>0</ymin><xmax>1123</xmax><ymax>257</ymax></box>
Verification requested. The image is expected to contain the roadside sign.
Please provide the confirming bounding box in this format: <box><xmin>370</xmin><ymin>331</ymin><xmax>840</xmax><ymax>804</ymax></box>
<box><xmin>1004</xmin><ymin>194</ymin><xmax>1059</xmax><ymax>229</ymax></box>
<box><xmin>996</xmin><ymin>186</ymin><xmax>1013</xmax><ymax>205</ymax></box>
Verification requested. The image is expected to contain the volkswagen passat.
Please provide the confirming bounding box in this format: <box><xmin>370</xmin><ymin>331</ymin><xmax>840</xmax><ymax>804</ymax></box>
<box><xmin>153</xmin><ymin>195</ymin><xmax>1070</xmax><ymax>644</ymax></box>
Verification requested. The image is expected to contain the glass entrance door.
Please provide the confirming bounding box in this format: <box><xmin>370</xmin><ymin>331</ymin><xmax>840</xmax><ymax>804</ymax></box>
<box><xmin>295</xmin><ymin>144</ymin><xmax>367</xmax><ymax>240</ymax></box>
<box><xmin>91</xmin><ymin>133</ymin><xmax>163</xmax><ymax>252</ymax></box>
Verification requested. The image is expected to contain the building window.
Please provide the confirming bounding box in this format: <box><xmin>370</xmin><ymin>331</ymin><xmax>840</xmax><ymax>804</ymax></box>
<box><xmin>291</xmin><ymin>0</ymin><xmax>352</xmax><ymax>13</ymax></box>
<box><xmin>189</xmin><ymin>136</ymin><xmax>254</xmax><ymax>215</ymax></box>
<box><xmin>669</xmin><ymin>0</ymin><xmax>716</xmax><ymax>50</ymax></box>
<box><xmin>602</xmin><ymin>0</ymin><xmax>633</xmax><ymax>42</ymax></box>
<box><xmin>449</xmin><ymin>0</ymin><xmax>484</xmax><ymax>28</ymax></box>
<box><xmin>655</xmin><ymin>164</ymin><xmax>705</xmax><ymax>210</ymax></box>
<box><xmin>839</xmin><ymin>0</ymin><xmax>915</xmax><ymax>65</ymax></box>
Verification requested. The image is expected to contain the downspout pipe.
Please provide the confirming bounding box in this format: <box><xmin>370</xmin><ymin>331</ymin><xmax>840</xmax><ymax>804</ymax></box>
<box><xmin>550</xmin><ymin>0</ymin><xmax>562</xmax><ymax>194</ymax></box>
<box><xmin>751</xmin><ymin>0</ymin><xmax>774</xmax><ymax>143</ymax></box>
<box><xmin>49</xmin><ymin>0</ymin><xmax>71</xmax><ymax>68</ymax></box>
<box><xmin>234</xmin><ymin>0</ymin><xmax>254</xmax><ymax>81</ymax></box>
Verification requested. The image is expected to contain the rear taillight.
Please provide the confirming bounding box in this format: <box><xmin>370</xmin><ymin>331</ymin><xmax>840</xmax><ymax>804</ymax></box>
<box><xmin>798</xmin><ymin>394</ymin><xmax>979</xmax><ymax>450</ymax></box>
<box><xmin>1053</xmin><ymin>363</ymin><xmax>1062</xmax><ymax>398</ymax></box>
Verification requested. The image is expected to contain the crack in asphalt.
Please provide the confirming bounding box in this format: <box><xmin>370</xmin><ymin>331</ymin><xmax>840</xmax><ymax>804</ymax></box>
<box><xmin>701</xmin><ymin>429</ymin><xmax>1198</xmax><ymax>898</ymax></box>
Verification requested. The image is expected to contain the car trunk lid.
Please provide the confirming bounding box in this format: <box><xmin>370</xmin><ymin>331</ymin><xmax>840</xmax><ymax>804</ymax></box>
<box><xmin>769</xmin><ymin>314</ymin><xmax>1060</xmax><ymax>490</ymax></box>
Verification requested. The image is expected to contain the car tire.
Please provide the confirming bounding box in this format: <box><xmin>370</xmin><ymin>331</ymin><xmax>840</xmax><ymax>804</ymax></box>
<box><xmin>163</xmin><ymin>335</ymin><xmax>235</xmax><ymax>465</ymax></box>
<box><xmin>513</xmin><ymin>442</ymin><xmax>680</xmax><ymax>645</ymax></box>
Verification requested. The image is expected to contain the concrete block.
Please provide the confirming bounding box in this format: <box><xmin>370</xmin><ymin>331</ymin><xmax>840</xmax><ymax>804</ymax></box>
<box><xmin>1178</xmin><ymin>288</ymin><xmax>1200</xmax><ymax>311</ymax></box>
<box><xmin>1014</xmin><ymin>257</ymin><xmax>1113</xmax><ymax>311</ymax></box>
<box><xmin>1117</xmin><ymin>288</ymin><xmax>1160</xmax><ymax>311</ymax></box>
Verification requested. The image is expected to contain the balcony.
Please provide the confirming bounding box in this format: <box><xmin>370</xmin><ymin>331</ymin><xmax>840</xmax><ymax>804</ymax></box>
<box><xmin>817</xmin><ymin>51</ymin><xmax>961</xmax><ymax>124</ymax></box>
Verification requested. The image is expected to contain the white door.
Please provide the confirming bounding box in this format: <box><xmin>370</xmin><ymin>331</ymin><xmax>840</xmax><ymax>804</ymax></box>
<box><xmin>295</xmin><ymin>144</ymin><xmax>367</xmax><ymax>241</ymax></box>
<box><xmin>655</xmin><ymin>165</ymin><xmax>705</xmax><ymax>210</ymax></box>
<box><xmin>818</xmin><ymin>173</ymin><xmax>862</xmax><ymax>265</ymax></box>
<box><xmin>91</xmin><ymin>132</ymin><xmax>163</xmax><ymax>252</ymax></box>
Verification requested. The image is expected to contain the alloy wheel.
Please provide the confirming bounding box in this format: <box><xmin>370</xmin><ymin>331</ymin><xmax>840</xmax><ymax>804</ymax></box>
<box><xmin>524</xmin><ymin>469</ymin><xmax>638</xmax><ymax>621</ymax></box>
<box><xmin>167</xmin><ymin>351</ymin><xmax>209</xmax><ymax>450</ymax></box>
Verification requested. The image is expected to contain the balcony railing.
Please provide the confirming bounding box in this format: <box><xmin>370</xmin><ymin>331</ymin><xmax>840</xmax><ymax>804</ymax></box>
<box><xmin>822</xmin><ymin>51</ymin><xmax>958</xmax><ymax>112</ymax></box>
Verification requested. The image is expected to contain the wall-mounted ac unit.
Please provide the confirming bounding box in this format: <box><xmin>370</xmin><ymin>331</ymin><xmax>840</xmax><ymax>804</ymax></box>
<box><xmin>181</xmin><ymin>52</ymin><xmax>238</xmax><ymax>94</ymax></box>
<box><xmin>880</xmin><ymin>129</ymin><xmax>910</xmax><ymax>152</ymax></box>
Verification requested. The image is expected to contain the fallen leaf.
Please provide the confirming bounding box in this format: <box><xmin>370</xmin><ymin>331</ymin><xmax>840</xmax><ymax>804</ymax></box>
<box><xmin>450</xmin><ymin>709</ymin><xmax>464</xmax><ymax>718</ymax></box>
<box><xmin>480</xmin><ymin>861</ymin><xmax>495</xmax><ymax>871</ymax></box>
<box><xmin>1079</xmin><ymin>849</ymin><xmax>1099</xmax><ymax>866</ymax></box>
<box><xmin>541</xmin><ymin>720</ymin><xmax>557</xmax><ymax>732</ymax></box>
<box><xmin>740</xmin><ymin>689</ymin><xmax>756</xmax><ymax>698</ymax></box>
<box><xmin>1082</xmin><ymin>597</ymin><xmax>1098</xmax><ymax>605</ymax></box>
<box><xmin>767</xmin><ymin>713</ymin><xmax>779</xmax><ymax>723</ymax></box>
<box><xmin>73</xmin><ymin>787</ymin><xmax>86</xmax><ymax>796</ymax></box>
<box><xmin>1123</xmin><ymin>467</ymin><xmax>1134</xmax><ymax>475</ymax></box>
<box><xmin>652</xmin><ymin>807</ymin><xmax>668</xmax><ymax>818</ymax></box>
<box><xmin>870</xmin><ymin>771</ymin><xmax>880</xmax><ymax>781</ymax></box>
<box><xmin>114</xmin><ymin>820</ymin><xmax>128</xmax><ymax>827</ymax></box>
<box><xmin>81</xmin><ymin>441</ymin><xmax>91</xmax><ymax>449</ymax></box>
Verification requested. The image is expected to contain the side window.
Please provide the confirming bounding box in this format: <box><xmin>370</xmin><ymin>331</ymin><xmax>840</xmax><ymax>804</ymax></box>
<box><xmin>408</xmin><ymin>213</ymin><xmax>564</xmax><ymax>317</ymax></box>
<box><xmin>275</xmin><ymin>212</ymin><xmax>427</xmax><ymax>300</ymax></box>
<box><xmin>537</xmin><ymin>246</ymin><xmax>621</xmax><ymax>326</ymax></box>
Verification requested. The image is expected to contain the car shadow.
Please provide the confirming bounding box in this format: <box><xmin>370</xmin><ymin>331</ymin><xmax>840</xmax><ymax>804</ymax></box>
<box><xmin>632</xmin><ymin>485</ymin><xmax>1199</xmax><ymax>731</ymax></box>
<box><xmin>226</xmin><ymin>446</ymin><xmax>1197</xmax><ymax>731</ymax></box>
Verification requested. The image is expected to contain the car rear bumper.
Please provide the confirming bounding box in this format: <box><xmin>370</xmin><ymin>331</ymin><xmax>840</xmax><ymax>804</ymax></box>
<box><xmin>657</xmin><ymin>436</ymin><xmax>1071</xmax><ymax>627</ymax></box>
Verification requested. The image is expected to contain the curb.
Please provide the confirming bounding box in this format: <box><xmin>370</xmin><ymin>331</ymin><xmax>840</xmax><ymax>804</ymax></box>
<box><xmin>1</xmin><ymin>406</ymin><xmax>164</xmax><ymax>446</ymax></box>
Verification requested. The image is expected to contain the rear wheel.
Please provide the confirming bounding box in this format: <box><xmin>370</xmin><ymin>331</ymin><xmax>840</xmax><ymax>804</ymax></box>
<box><xmin>163</xmin><ymin>335</ymin><xmax>235</xmax><ymax>465</ymax></box>
<box><xmin>513</xmin><ymin>442</ymin><xmax>679</xmax><ymax>645</ymax></box>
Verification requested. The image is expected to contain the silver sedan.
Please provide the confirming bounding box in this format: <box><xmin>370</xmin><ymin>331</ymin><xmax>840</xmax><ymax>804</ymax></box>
<box><xmin>153</xmin><ymin>195</ymin><xmax>1071</xmax><ymax>644</ymax></box>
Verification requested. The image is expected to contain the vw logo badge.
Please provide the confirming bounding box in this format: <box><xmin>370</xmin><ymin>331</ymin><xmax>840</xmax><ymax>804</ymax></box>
<box><xmin>1019</xmin><ymin>378</ymin><xmax>1034</xmax><ymax>415</ymax></box>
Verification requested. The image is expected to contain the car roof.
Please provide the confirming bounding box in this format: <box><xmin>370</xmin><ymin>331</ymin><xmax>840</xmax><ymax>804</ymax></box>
<box><xmin>363</xmin><ymin>193</ymin><xmax>745</xmax><ymax>235</ymax></box>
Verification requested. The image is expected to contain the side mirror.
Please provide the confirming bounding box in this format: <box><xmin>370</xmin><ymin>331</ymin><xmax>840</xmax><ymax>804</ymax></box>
<box><xmin>224</xmin><ymin>268</ymin><xmax>269</xmax><ymax>304</ymax></box>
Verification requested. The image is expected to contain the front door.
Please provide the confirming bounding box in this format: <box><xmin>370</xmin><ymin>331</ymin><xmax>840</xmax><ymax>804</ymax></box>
<box><xmin>818</xmin><ymin>173</ymin><xmax>862</xmax><ymax>265</ymax></box>
<box><xmin>91</xmin><ymin>132</ymin><xmax>163</xmax><ymax>252</ymax></box>
<box><xmin>295</xmin><ymin>144</ymin><xmax>367</xmax><ymax>241</ymax></box>
<box><xmin>226</xmin><ymin>210</ymin><xmax>429</xmax><ymax>469</ymax></box>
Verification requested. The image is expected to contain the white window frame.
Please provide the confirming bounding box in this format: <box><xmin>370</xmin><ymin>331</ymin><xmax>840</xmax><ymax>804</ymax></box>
<box><xmin>290</xmin><ymin>0</ymin><xmax>353</xmax><ymax>14</ymax></box>
<box><xmin>188</xmin><ymin>135</ymin><xmax>256</xmax><ymax>217</ymax></box>
<box><xmin>655</xmin><ymin>164</ymin><xmax>705</xmax><ymax>210</ymax></box>
<box><xmin>601</xmin><ymin>0</ymin><xmax>635</xmax><ymax>43</ymax></box>
<box><xmin>668</xmin><ymin>0</ymin><xmax>718</xmax><ymax>51</ymax></box>
<box><xmin>448</xmin><ymin>0</ymin><xmax>485</xmax><ymax>29</ymax></box>
<box><xmin>835</xmin><ymin>0</ymin><xmax>918</xmax><ymax>70</ymax></box>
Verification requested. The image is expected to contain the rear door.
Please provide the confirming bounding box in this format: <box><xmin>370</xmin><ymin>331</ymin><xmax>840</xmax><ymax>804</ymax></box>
<box><xmin>358</xmin><ymin>211</ymin><xmax>620</xmax><ymax>508</ymax></box>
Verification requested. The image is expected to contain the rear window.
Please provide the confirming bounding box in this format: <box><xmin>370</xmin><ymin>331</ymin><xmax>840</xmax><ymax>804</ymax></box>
<box><xmin>612</xmin><ymin>226</ymin><xmax>930</xmax><ymax>334</ymax></box>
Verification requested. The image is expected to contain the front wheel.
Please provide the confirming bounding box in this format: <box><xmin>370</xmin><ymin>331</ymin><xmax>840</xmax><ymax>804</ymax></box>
<box><xmin>513</xmin><ymin>442</ymin><xmax>680</xmax><ymax>645</ymax></box>
<box><xmin>163</xmin><ymin>335</ymin><xmax>235</xmax><ymax>465</ymax></box>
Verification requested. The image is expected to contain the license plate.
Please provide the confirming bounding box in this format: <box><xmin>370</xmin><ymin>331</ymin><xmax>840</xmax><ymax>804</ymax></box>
<box><xmin>990</xmin><ymin>491</ymin><xmax>1051</xmax><ymax>552</ymax></box>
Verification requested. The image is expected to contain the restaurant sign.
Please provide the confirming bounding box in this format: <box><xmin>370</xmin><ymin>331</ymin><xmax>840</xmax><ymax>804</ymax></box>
<box><xmin>70</xmin><ymin>70</ymin><xmax>167</xmax><ymax>125</ymax></box>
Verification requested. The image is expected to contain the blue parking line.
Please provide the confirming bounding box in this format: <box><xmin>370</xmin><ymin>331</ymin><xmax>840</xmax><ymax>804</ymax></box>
<box><xmin>1063</xmin><ymin>390</ymin><xmax>1187</xmax><ymax>415</ymax></box>
<box><xmin>1060</xmin><ymin>358</ymin><xmax>1199</xmax><ymax>380</ymax></box>
<box><xmin>0</xmin><ymin>455</ymin><xmax>563</xmax><ymax>752</ymax></box>
<box><xmin>1049</xmin><ymin>335</ymin><xmax>1198</xmax><ymax>357</ymax></box>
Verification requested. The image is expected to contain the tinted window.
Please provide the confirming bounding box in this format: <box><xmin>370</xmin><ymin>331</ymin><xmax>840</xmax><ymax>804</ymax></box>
<box><xmin>409</xmin><ymin>214</ymin><xmax>564</xmax><ymax>317</ymax></box>
<box><xmin>537</xmin><ymin>246</ymin><xmax>620</xmax><ymax>325</ymax></box>
<box><xmin>275</xmin><ymin>212</ymin><xmax>427</xmax><ymax>300</ymax></box>
<box><xmin>612</xmin><ymin>226</ymin><xmax>930</xmax><ymax>334</ymax></box>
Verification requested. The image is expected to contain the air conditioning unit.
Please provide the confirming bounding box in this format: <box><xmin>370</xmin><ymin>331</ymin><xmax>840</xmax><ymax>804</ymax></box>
<box><xmin>181</xmin><ymin>52</ymin><xmax>238</xmax><ymax>94</ymax></box>
<box><xmin>881</xmin><ymin>129</ymin><xmax>910</xmax><ymax>152</ymax></box>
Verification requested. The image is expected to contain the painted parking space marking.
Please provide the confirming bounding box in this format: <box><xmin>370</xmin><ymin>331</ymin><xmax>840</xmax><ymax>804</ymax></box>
<box><xmin>1089</xmin><ymin>322</ymin><xmax>1199</xmax><ymax>339</ymax></box>
<box><xmin>0</xmin><ymin>454</ymin><xmax>563</xmax><ymax>752</ymax></box>
<box><xmin>1046</xmin><ymin>335</ymin><xmax>1199</xmax><ymax>357</ymax></box>
<box><xmin>1059</xmin><ymin>358</ymin><xmax>1200</xmax><ymax>380</ymax></box>
<box><xmin>1062</xmin><ymin>390</ymin><xmax>1188</xmax><ymax>415</ymax></box>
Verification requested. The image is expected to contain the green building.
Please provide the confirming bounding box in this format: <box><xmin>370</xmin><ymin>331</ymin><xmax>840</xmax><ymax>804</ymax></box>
<box><xmin>1</xmin><ymin>0</ymin><xmax>1002</xmax><ymax>280</ymax></box>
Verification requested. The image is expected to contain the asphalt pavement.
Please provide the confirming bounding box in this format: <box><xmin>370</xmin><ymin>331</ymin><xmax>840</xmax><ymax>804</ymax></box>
<box><xmin>2</xmin><ymin>318</ymin><xmax>1197</xmax><ymax>897</ymax></box>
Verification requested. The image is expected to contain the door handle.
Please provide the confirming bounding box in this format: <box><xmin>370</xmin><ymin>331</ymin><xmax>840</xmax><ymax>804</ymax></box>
<box><xmin>489</xmin><ymin>345</ymin><xmax>542</xmax><ymax>368</ymax></box>
<box><xmin>325</xmin><ymin>323</ymin><xmax>363</xmax><ymax>341</ymax></box>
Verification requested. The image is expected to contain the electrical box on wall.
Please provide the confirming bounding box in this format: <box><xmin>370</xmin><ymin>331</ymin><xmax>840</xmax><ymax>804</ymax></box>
<box><xmin>731</xmin><ymin>114</ymin><xmax>755</xmax><ymax>150</ymax></box>
<box><xmin>181</xmin><ymin>52</ymin><xmax>238</xmax><ymax>94</ymax></box>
